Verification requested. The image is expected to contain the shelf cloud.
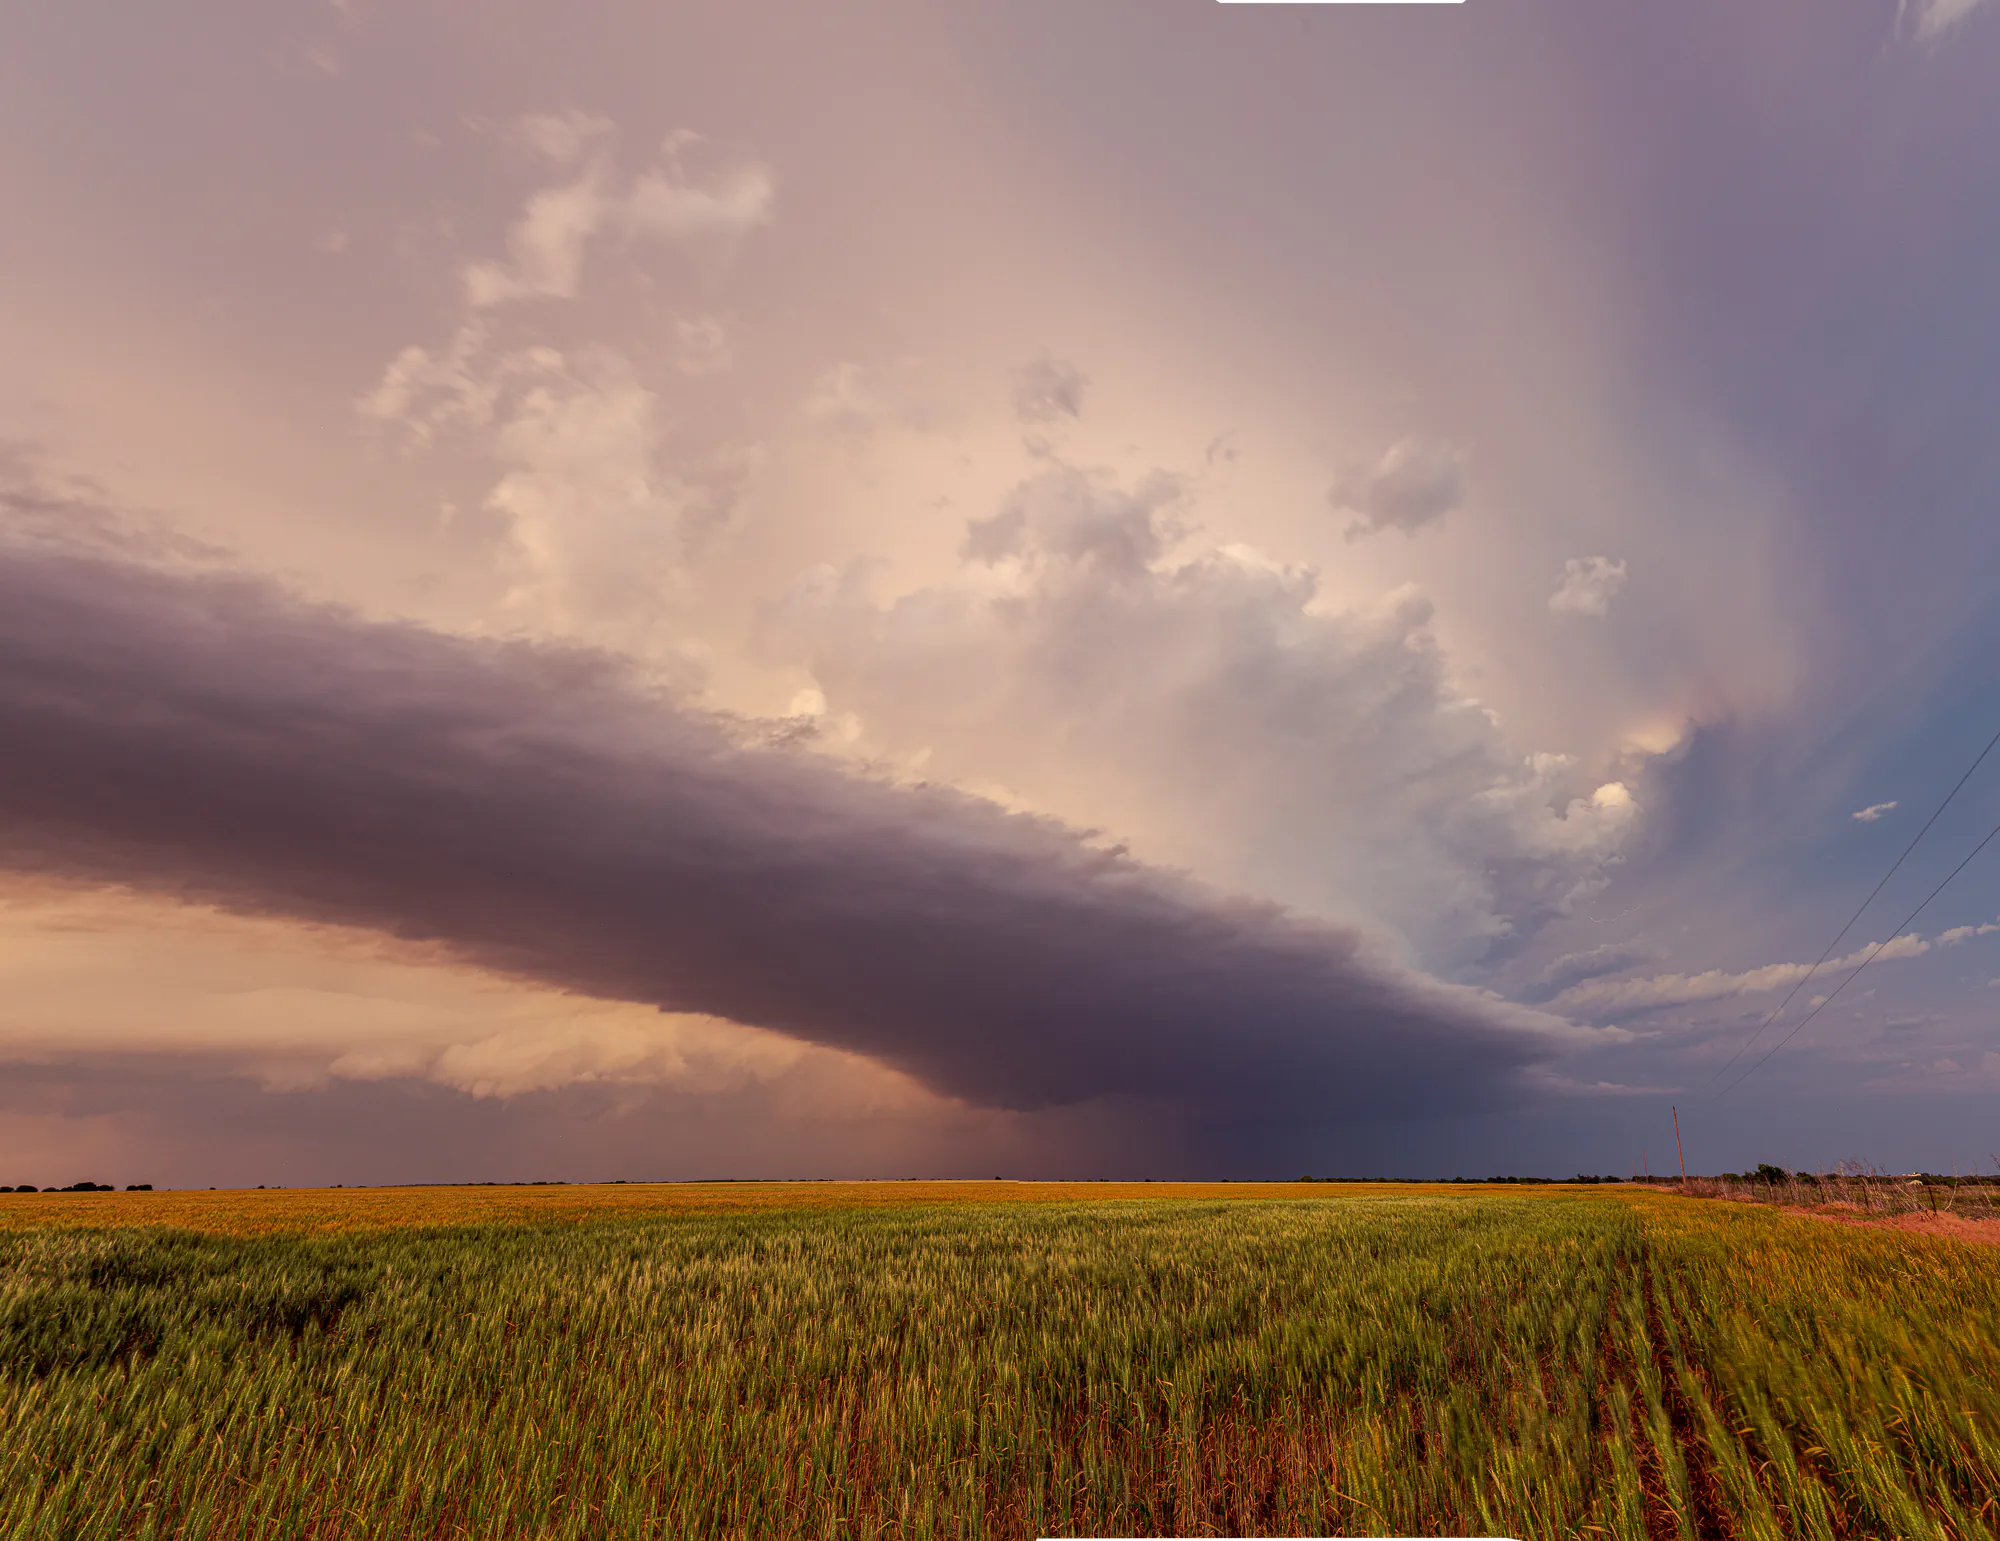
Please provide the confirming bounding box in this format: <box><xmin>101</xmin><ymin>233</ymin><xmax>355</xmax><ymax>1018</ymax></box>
<box><xmin>0</xmin><ymin>519</ymin><xmax>1595</xmax><ymax>1130</ymax></box>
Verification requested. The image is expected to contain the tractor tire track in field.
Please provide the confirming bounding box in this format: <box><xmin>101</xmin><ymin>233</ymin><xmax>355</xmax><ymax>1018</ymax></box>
<box><xmin>1600</xmin><ymin>1257</ymin><xmax>1681</xmax><ymax>1541</ymax></box>
<box><xmin>1639</xmin><ymin>1248</ymin><xmax>1736</xmax><ymax>1541</ymax></box>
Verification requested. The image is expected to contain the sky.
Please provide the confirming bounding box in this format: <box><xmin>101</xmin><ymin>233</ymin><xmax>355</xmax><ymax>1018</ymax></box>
<box><xmin>3</xmin><ymin>0</ymin><xmax>2000</xmax><ymax>1186</ymax></box>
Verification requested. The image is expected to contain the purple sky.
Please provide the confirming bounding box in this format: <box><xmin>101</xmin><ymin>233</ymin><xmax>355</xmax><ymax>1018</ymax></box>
<box><xmin>3</xmin><ymin>0</ymin><xmax>1999</xmax><ymax>1184</ymax></box>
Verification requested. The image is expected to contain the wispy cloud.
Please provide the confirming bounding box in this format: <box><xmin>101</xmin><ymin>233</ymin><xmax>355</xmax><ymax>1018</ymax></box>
<box><xmin>462</xmin><ymin>118</ymin><xmax>773</xmax><ymax>307</ymax></box>
<box><xmin>1549</xmin><ymin>920</ymin><xmax>2000</xmax><ymax>1020</ymax></box>
<box><xmin>1900</xmin><ymin>0</ymin><xmax>1995</xmax><ymax>42</ymax></box>
<box><xmin>1333</xmin><ymin>438</ymin><xmax>1466</xmax><ymax>541</ymax></box>
<box><xmin>1520</xmin><ymin>941</ymin><xmax>1662</xmax><ymax>1004</ymax></box>
<box><xmin>1012</xmin><ymin>356</ymin><xmax>1087</xmax><ymax>426</ymax></box>
<box><xmin>1852</xmin><ymin>801</ymin><xmax>1898</xmax><ymax>822</ymax></box>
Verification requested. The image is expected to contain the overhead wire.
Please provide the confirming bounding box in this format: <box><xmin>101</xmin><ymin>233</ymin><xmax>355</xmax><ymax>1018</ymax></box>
<box><xmin>1716</xmin><ymin>811</ymin><xmax>2000</xmax><ymax>1094</ymax></box>
<box><xmin>1699</xmin><ymin>720</ymin><xmax>2000</xmax><ymax>1090</ymax></box>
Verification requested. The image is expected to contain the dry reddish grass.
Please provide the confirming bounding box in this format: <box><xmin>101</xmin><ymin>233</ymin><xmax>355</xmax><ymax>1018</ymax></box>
<box><xmin>1786</xmin><ymin>1203</ymin><xmax>2000</xmax><ymax>1248</ymax></box>
<box><xmin>0</xmin><ymin>1179</ymin><xmax>1447</xmax><ymax>1236</ymax></box>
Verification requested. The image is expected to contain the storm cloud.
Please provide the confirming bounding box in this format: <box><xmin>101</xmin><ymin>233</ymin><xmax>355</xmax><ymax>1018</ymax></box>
<box><xmin>0</xmin><ymin>527</ymin><xmax>1589</xmax><ymax>1127</ymax></box>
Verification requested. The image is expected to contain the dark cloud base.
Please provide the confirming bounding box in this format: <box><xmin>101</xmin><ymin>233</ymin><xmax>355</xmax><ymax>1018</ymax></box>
<box><xmin>0</xmin><ymin>529</ymin><xmax>1579</xmax><ymax>1131</ymax></box>
<box><xmin>0</xmin><ymin>1056</ymin><xmax>1140</xmax><ymax>1188</ymax></box>
<box><xmin>0</xmin><ymin>1055</ymin><xmax>1612</xmax><ymax>1187</ymax></box>
<box><xmin>10</xmin><ymin>1053</ymin><xmax>1971</xmax><ymax>1189</ymax></box>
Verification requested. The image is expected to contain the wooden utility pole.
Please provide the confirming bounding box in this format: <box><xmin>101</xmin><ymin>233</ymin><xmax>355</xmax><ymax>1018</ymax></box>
<box><xmin>1672</xmin><ymin>1106</ymin><xmax>1687</xmax><ymax>1184</ymax></box>
<box><xmin>1642</xmin><ymin>1148</ymin><xmax>1649</xmax><ymax>1179</ymax></box>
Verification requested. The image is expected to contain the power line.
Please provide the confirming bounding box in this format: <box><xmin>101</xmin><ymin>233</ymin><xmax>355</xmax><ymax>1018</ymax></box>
<box><xmin>1716</xmin><ymin>813</ymin><xmax>2000</xmax><ymax>1096</ymax></box>
<box><xmin>1701</xmin><ymin>721</ymin><xmax>2000</xmax><ymax>1090</ymax></box>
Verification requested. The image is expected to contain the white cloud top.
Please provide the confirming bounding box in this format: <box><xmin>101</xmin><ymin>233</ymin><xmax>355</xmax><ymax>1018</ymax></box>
<box><xmin>777</xmin><ymin>462</ymin><xmax>1640</xmax><ymax>969</ymax></box>
<box><xmin>1548</xmin><ymin>556</ymin><xmax>1628</xmax><ymax>618</ymax></box>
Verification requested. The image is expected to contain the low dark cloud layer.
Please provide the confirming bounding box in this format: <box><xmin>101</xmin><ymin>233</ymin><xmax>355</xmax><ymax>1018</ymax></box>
<box><xmin>0</xmin><ymin>1054</ymin><xmax>1135</xmax><ymax>1189</ymax></box>
<box><xmin>0</xmin><ymin>528</ymin><xmax>1586</xmax><ymax>1128</ymax></box>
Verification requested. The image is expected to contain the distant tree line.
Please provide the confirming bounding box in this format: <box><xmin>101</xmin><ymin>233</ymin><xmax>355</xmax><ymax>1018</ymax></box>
<box><xmin>1292</xmin><ymin>1166</ymin><xmax>1996</xmax><ymax>1188</ymax></box>
<box><xmin>1294</xmin><ymin>1175</ymin><xmax>1631</xmax><ymax>1185</ymax></box>
<box><xmin>0</xmin><ymin>1182</ymin><xmax>151</xmax><ymax>1192</ymax></box>
<box><xmin>1708</xmin><ymin>1166</ymin><xmax>1985</xmax><ymax>1186</ymax></box>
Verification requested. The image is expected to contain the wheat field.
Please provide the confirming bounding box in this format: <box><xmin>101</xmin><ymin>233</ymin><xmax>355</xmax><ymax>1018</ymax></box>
<box><xmin>2</xmin><ymin>1183</ymin><xmax>1995</xmax><ymax>1539</ymax></box>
